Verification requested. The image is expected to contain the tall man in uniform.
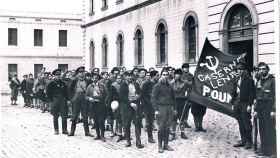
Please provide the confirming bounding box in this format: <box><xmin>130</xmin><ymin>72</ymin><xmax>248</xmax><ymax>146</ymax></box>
<box><xmin>9</xmin><ymin>74</ymin><xmax>20</xmax><ymax>105</ymax></box>
<box><xmin>46</xmin><ymin>69</ymin><xmax>69</xmax><ymax>135</ymax></box>
<box><xmin>170</xmin><ymin>69</ymin><xmax>189</xmax><ymax>140</ymax></box>
<box><xmin>68</xmin><ymin>66</ymin><xmax>93</xmax><ymax>137</ymax></box>
<box><xmin>152</xmin><ymin>69</ymin><xmax>176</xmax><ymax>153</ymax></box>
<box><xmin>141</xmin><ymin>70</ymin><xmax>159</xmax><ymax>143</ymax></box>
<box><xmin>181</xmin><ymin>63</ymin><xmax>193</xmax><ymax>128</ymax></box>
<box><xmin>232</xmin><ymin>63</ymin><xmax>255</xmax><ymax>149</ymax></box>
<box><xmin>86</xmin><ymin>73</ymin><xmax>107</xmax><ymax>141</ymax></box>
<box><xmin>255</xmin><ymin>62</ymin><xmax>276</xmax><ymax>156</ymax></box>
<box><xmin>119</xmin><ymin>71</ymin><xmax>144</xmax><ymax>148</ymax></box>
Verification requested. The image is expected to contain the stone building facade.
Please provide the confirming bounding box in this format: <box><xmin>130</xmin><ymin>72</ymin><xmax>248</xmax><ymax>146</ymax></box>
<box><xmin>82</xmin><ymin>0</ymin><xmax>277</xmax><ymax>74</ymax></box>
<box><xmin>0</xmin><ymin>11</ymin><xmax>83</xmax><ymax>93</ymax></box>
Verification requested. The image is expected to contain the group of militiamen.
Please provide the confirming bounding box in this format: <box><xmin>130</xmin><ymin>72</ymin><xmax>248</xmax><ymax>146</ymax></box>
<box><xmin>8</xmin><ymin>61</ymin><xmax>276</xmax><ymax>156</ymax></box>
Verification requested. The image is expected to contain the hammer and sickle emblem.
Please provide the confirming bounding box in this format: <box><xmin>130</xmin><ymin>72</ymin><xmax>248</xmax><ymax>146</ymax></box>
<box><xmin>200</xmin><ymin>56</ymin><xmax>219</xmax><ymax>73</ymax></box>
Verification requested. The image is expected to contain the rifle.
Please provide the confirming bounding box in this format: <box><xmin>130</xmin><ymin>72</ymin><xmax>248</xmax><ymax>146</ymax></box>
<box><xmin>176</xmin><ymin>100</ymin><xmax>190</xmax><ymax>133</ymax></box>
<box><xmin>252</xmin><ymin>103</ymin><xmax>258</xmax><ymax>151</ymax></box>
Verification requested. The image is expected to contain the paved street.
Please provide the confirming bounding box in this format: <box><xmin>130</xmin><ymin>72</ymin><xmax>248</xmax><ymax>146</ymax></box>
<box><xmin>1</xmin><ymin>95</ymin><xmax>261</xmax><ymax>158</ymax></box>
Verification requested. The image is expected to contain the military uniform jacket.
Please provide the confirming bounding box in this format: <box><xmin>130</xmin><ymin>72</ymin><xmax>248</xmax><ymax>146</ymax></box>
<box><xmin>255</xmin><ymin>74</ymin><xmax>275</xmax><ymax>112</ymax></box>
<box><xmin>151</xmin><ymin>81</ymin><xmax>176</xmax><ymax>111</ymax></box>
<box><xmin>170</xmin><ymin>79</ymin><xmax>189</xmax><ymax>100</ymax></box>
<box><xmin>85</xmin><ymin>80</ymin><xmax>107</xmax><ymax>103</ymax></box>
<box><xmin>119</xmin><ymin>81</ymin><xmax>141</xmax><ymax>105</ymax></box>
<box><xmin>140</xmin><ymin>79</ymin><xmax>156</xmax><ymax>108</ymax></box>
<box><xmin>46</xmin><ymin>79</ymin><xmax>68</xmax><ymax>102</ymax></box>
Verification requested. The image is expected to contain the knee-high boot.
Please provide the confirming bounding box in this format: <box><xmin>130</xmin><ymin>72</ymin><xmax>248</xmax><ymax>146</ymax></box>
<box><xmin>68</xmin><ymin>119</ymin><xmax>76</xmax><ymax>136</ymax></box>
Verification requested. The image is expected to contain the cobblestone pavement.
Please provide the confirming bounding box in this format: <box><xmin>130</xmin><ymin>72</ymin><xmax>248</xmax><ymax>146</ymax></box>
<box><xmin>1</xmin><ymin>95</ymin><xmax>263</xmax><ymax>158</ymax></box>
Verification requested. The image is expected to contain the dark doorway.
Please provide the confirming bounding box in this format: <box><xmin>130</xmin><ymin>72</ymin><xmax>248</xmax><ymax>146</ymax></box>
<box><xmin>229</xmin><ymin>40</ymin><xmax>253</xmax><ymax>71</ymax></box>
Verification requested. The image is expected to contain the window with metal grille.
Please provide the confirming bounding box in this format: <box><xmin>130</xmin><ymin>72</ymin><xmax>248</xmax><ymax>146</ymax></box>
<box><xmin>228</xmin><ymin>5</ymin><xmax>253</xmax><ymax>42</ymax></box>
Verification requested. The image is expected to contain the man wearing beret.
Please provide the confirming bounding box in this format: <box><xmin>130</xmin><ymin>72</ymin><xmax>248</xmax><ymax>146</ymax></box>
<box><xmin>68</xmin><ymin>66</ymin><xmax>93</xmax><ymax>137</ymax></box>
<box><xmin>119</xmin><ymin>71</ymin><xmax>144</xmax><ymax>148</ymax></box>
<box><xmin>46</xmin><ymin>69</ymin><xmax>69</xmax><ymax>135</ymax></box>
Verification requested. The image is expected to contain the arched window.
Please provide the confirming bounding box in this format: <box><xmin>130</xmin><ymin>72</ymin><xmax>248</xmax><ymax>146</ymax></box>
<box><xmin>227</xmin><ymin>5</ymin><xmax>253</xmax><ymax>54</ymax></box>
<box><xmin>116</xmin><ymin>33</ymin><xmax>124</xmax><ymax>66</ymax></box>
<box><xmin>89</xmin><ymin>41</ymin><xmax>95</xmax><ymax>68</ymax></box>
<box><xmin>183</xmin><ymin>14</ymin><xmax>198</xmax><ymax>63</ymax></box>
<box><xmin>220</xmin><ymin>1</ymin><xmax>258</xmax><ymax>72</ymax></box>
<box><xmin>102</xmin><ymin>37</ymin><xmax>108</xmax><ymax>68</ymax></box>
<box><xmin>134</xmin><ymin>27</ymin><xmax>143</xmax><ymax>66</ymax></box>
<box><xmin>156</xmin><ymin>20</ymin><xmax>168</xmax><ymax>65</ymax></box>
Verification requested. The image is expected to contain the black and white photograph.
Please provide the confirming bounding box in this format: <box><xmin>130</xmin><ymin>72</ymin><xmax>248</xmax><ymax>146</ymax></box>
<box><xmin>0</xmin><ymin>0</ymin><xmax>279</xmax><ymax>157</ymax></box>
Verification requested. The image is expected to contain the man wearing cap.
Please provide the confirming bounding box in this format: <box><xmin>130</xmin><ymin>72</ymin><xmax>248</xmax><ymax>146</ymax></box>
<box><xmin>21</xmin><ymin>75</ymin><xmax>28</xmax><ymax>107</ymax></box>
<box><xmin>105</xmin><ymin>67</ymin><xmax>121</xmax><ymax>137</ymax></box>
<box><xmin>68</xmin><ymin>66</ymin><xmax>93</xmax><ymax>137</ymax></box>
<box><xmin>119</xmin><ymin>71</ymin><xmax>144</xmax><ymax>148</ymax></box>
<box><xmin>152</xmin><ymin>69</ymin><xmax>176</xmax><ymax>153</ymax></box>
<box><xmin>110</xmin><ymin>74</ymin><xmax>125</xmax><ymax>142</ymax></box>
<box><xmin>46</xmin><ymin>69</ymin><xmax>69</xmax><ymax>135</ymax></box>
<box><xmin>9</xmin><ymin>74</ymin><xmax>20</xmax><ymax>105</ymax></box>
<box><xmin>141</xmin><ymin>70</ymin><xmax>159</xmax><ymax>143</ymax></box>
<box><xmin>26</xmin><ymin>73</ymin><xmax>35</xmax><ymax>108</ymax></box>
<box><xmin>181</xmin><ymin>63</ymin><xmax>193</xmax><ymax>128</ymax></box>
<box><xmin>86</xmin><ymin>73</ymin><xmax>107</xmax><ymax>141</ymax></box>
<box><xmin>232</xmin><ymin>62</ymin><xmax>255</xmax><ymax>149</ymax></box>
<box><xmin>170</xmin><ymin>68</ymin><xmax>189</xmax><ymax>140</ymax></box>
<box><xmin>254</xmin><ymin>62</ymin><xmax>276</xmax><ymax>156</ymax></box>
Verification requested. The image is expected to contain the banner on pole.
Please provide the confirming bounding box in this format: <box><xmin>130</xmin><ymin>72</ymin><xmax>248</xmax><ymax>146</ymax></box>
<box><xmin>189</xmin><ymin>38</ymin><xmax>245</xmax><ymax>117</ymax></box>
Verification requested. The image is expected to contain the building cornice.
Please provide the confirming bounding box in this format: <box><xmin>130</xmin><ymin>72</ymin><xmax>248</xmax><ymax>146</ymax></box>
<box><xmin>0</xmin><ymin>55</ymin><xmax>83</xmax><ymax>59</ymax></box>
<box><xmin>0</xmin><ymin>15</ymin><xmax>82</xmax><ymax>21</ymax></box>
<box><xmin>81</xmin><ymin>0</ymin><xmax>162</xmax><ymax>28</ymax></box>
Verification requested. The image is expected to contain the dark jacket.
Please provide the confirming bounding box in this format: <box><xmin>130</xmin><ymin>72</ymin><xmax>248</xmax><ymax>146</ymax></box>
<box><xmin>85</xmin><ymin>80</ymin><xmax>107</xmax><ymax>103</ymax></box>
<box><xmin>255</xmin><ymin>74</ymin><xmax>275</xmax><ymax>112</ymax></box>
<box><xmin>46</xmin><ymin>79</ymin><xmax>68</xmax><ymax>101</ymax></box>
<box><xmin>25</xmin><ymin>78</ymin><xmax>34</xmax><ymax>94</ymax></box>
<box><xmin>232</xmin><ymin>75</ymin><xmax>255</xmax><ymax>112</ymax></box>
<box><xmin>119</xmin><ymin>81</ymin><xmax>141</xmax><ymax>105</ymax></box>
<box><xmin>151</xmin><ymin>81</ymin><xmax>176</xmax><ymax>111</ymax></box>
<box><xmin>140</xmin><ymin>79</ymin><xmax>156</xmax><ymax>108</ymax></box>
